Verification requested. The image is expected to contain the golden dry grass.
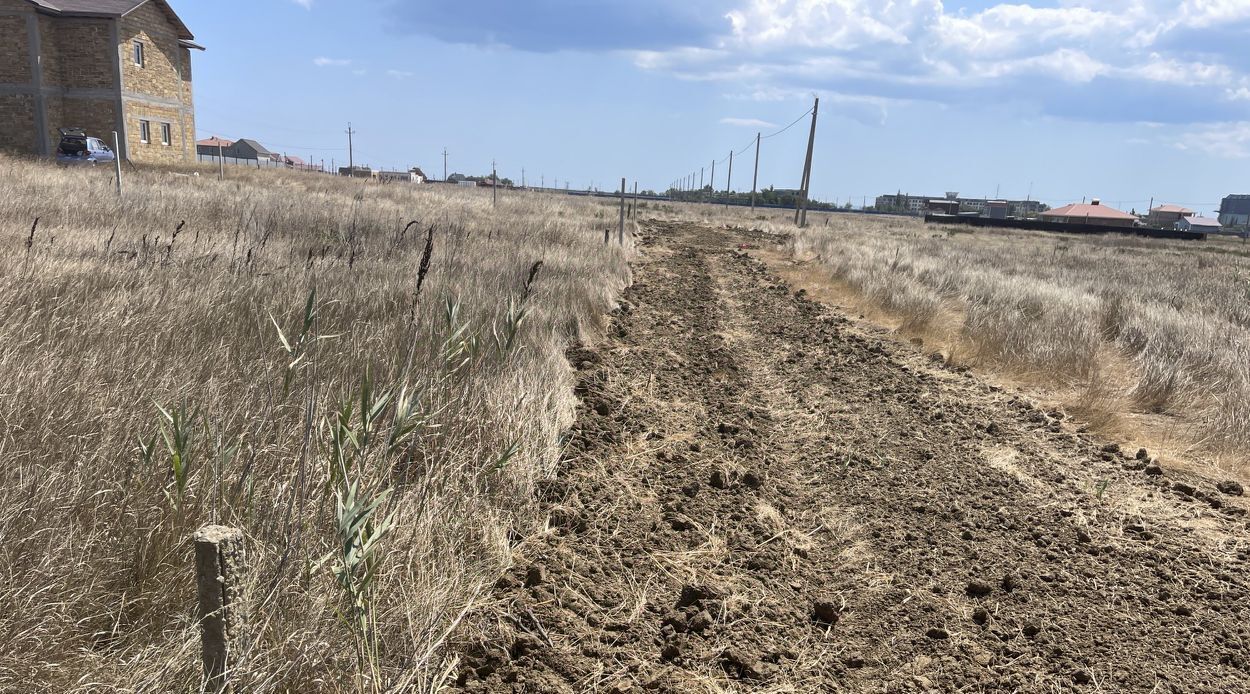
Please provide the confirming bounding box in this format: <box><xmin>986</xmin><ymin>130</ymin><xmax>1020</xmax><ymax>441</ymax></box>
<box><xmin>0</xmin><ymin>156</ymin><xmax>631</xmax><ymax>692</ymax></box>
<box><xmin>649</xmin><ymin>201</ymin><xmax>1250</xmax><ymax>476</ymax></box>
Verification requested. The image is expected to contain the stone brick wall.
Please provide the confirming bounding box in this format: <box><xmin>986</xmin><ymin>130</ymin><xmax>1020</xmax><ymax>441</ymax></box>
<box><xmin>59</xmin><ymin>97</ymin><xmax>117</xmax><ymax>149</ymax></box>
<box><xmin>42</xmin><ymin>16</ymin><xmax>115</xmax><ymax>89</ymax></box>
<box><xmin>120</xmin><ymin>3</ymin><xmax>186</xmax><ymax>104</ymax></box>
<box><xmin>0</xmin><ymin>14</ymin><xmax>31</xmax><ymax>84</ymax></box>
<box><xmin>124</xmin><ymin>100</ymin><xmax>187</xmax><ymax>165</ymax></box>
<box><xmin>0</xmin><ymin>94</ymin><xmax>37</xmax><ymax>153</ymax></box>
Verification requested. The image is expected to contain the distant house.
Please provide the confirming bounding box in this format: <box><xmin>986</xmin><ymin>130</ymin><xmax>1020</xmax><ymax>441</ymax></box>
<box><xmin>1148</xmin><ymin>204</ymin><xmax>1193</xmax><ymax>227</ymax></box>
<box><xmin>196</xmin><ymin>136</ymin><xmax>233</xmax><ymax>156</ymax></box>
<box><xmin>1219</xmin><ymin>195</ymin><xmax>1250</xmax><ymax>228</ymax></box>
<box><xmin>1176</xmin><ymin>216</ymin><xmax>1222</xmax><ymax>234</ymax></box>
<box><xmin>338</xmin><ymin>166</ymin><xmax>374</xmax><ymax>178</ymax></box>
<box><xmin>0</xmin><ymin>0</ymin><xmax>202</xmax><ymax>164</ymax></box>
<box><xmin>222</xmin><ymin>138</ymin><xmax>277</xmax><ymax>161</ymax></box>
<box><xmin>927</xmin><ymin>199</ymin><xmax>959</xmax><ymax>215</ymax></box>
<box><xmin>1040</xmin><ymin>199</ymin><xmax>1138</xmax><ymax>228</ymax></box>
<box><xmin>410</xmin><ymin>167</ymin><xmax>427</xmax><ymax>184</ymax></box>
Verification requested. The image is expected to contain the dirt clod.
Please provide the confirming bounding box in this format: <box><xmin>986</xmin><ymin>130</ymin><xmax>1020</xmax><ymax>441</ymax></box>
<box><xmin>524</xmin><ymin>565</ymin><xmax>547</xmax><ymax>588</ymax></box>
<box><xmin>812</xmin><ymin>600</ymin><xmax>841</xmax><ymax>626</ymax></box>
<box><xmin>925</xmin><ymin>627</ymin><xmax>950</xmax><ymax>640</ymax></box>
<box><xmin>1144</xmin><ymin>462</ymin><xmax>1164</xmax><ymax>476</ymax></box>
<box><xmin>965</xmin><ymin>581</ymin><xmax>994</xmax><ymax>598</ymax></box>
<box><xmin>1218</xmin><ymin>480</ymin><xmax>1244</xmax><ymax>496</ymax></box>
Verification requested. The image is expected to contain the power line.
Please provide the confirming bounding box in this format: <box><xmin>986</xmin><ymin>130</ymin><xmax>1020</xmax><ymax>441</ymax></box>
<box><xmin>761</xmin><ymin>107</ymin><xmax>814</xmax><ymax>140</ymax></box>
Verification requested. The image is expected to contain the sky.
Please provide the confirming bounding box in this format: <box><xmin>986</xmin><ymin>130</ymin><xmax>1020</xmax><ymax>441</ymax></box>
<box><xmin>178</xmin><ymin>0</ymin><xmax>1250</xmax><ymax>213</ymax></box>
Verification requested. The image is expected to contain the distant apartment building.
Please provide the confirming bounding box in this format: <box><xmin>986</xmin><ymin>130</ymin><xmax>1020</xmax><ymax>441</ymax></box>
<box><xmin>0</xmin><ymin>0</ymin><xmax>201</xmax><ymax>164</ymax></box>
<box><xmin>1219</xmin><ymin>195</ymin><xmax>1250</xmax><ymax>228</ymax></box>
<box><xmin>876</xmin><ymin>191</ymin><xmax>1045</xmax><ymax>217</ymax></box>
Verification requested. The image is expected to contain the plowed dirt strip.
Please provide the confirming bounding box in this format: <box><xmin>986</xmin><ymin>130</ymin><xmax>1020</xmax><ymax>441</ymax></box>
<box><xmin>452</xmin><ymin>222</ymin><xmax>1250</xmax><ymax>693</ymax></box>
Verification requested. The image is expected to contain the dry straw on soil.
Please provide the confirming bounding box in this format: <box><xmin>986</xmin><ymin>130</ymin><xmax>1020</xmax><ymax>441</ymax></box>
<box><xmin>652</xmin><ymin>202</ymin><xmax>1250</xmax><ymax>474</ymax></box>
<box><xmin>0</xmin><ymin>157</ymin><xmax>630</xmax><ymax>692</ymax></box>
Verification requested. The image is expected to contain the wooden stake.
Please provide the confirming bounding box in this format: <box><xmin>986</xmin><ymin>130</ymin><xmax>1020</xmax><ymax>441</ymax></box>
<box><xmin>618</xmin><ymin>177</ymin><xmax>626</xmax><ymax>245</ymax></box>
<box><xmin>112</xmin><ymin>131</ymin><xmax>123</xmax><ymax>196</ymax></box>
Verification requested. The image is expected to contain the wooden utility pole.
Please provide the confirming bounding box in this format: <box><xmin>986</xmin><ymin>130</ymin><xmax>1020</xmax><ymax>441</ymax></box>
<box><xmin>699</xmin><ymin>166</ymin><xmax>704</xmax><ymax>192</ymax></box>
<box><xmin>794</xmin><ymin>97</ymin><xmax>819</xmax><ymax>227</ymax></box>
<box><xmin>442</xmin><ymin>148</ymin><xmax>448</xmax><ymax>181</ymax></box>
<box><xmin>632</xmin><ymin>181</ymin><xmax>638</xmax><ymax>219</ymax></box>
<box><xmin>725</xmin><ymin>150</ymin><xmax>734</xmax><ymax>208</ymax></box>
<box><xmin>217</xmin><ymin>141</ymin><xmax>224</xmax><ymax>182</ymax></box>
<box><xmin>750</xmin><ymin>132</ymin><xmax>761</xmax><ymax>213</ymax></box>
<box><xmin>345</xmin><ymin>123</ymin><xmax>355</xmax><ymax>174</ymax></box>
<box><xmin>492</xmin><ymin>159</ymin><xmax>498</xmax><ymax>206</ymax></box>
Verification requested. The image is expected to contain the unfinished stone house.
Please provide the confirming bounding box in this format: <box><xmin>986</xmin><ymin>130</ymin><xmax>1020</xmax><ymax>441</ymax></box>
<box><xmin>0</xmin><ymin>0</ymin><xmax>201</xmax><ymax>164</ymax></box>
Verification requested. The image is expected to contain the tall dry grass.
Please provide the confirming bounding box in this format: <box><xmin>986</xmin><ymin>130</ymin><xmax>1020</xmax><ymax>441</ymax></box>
<box><xmin>0</xmin><ymin>157</ymin><xmax>630</xmax><ymax>691</ymax></box>
<box><xmin>653</xmin><ymin>202</ymin><xmax>1250</xmax><ymax>471</ymax></box>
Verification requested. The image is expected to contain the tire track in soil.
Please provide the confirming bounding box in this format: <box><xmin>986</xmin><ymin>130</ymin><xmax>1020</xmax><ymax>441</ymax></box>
<box><xmin>451</xmin><ymin>221</ymin><xmax>1250</xmax><ymax>693</ymax></box>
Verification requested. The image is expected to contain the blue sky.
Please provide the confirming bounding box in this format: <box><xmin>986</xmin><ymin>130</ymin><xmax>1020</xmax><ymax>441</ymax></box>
<box><xmin>179</xmin><ymin>1</ymin><xmax>1250</xmax><ymax>213</ymax></box>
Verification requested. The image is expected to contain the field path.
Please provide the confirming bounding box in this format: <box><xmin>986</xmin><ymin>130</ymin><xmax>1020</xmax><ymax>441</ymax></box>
<box><xmin>452</xmin><ymin>221</ymin><xmax>1250</xmax><ymax>692</ymax></box>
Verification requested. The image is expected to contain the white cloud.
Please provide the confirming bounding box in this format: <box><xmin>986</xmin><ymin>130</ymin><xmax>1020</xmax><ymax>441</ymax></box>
<box><xmin>292</xmin><ymin>0</ymin><xmax>312</xmax><ymax>8</ymax></box>
<box><xmin>313</xmin><ymin>57</ymin><xmax>351</xmax><ymax>67</ymax></box>
<box><xmin>721</xmin><ymin>117</ymin><xmax>776</xmax><ymax>127</ymax></box>
<box><xmin>1174</xmin><ymin>122</ymin><xmax>1250</xmax><ymax>158</ymax></box>
<box><xmin>387</xmin><ymin>69</ymin><xmax>414</xmax><ymax>79</ymax></box>
<box><xmin>633</xmin><ymin>0</ymin><xmax>1250</xmax><ymax>126</ymax></box>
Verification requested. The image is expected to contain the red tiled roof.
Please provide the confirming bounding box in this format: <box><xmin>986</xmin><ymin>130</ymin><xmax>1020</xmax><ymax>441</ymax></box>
<box><xmin>1151</xmin><ymin>204</ymin><xmax>1193</xmax><ymax>214</ymax></box>
<box><xmin>1041</xmin><ymin>202</ymin><xmax>1137</xmax><ymax>221</ymax></box>
<box><xmin>1184</xmin><ymin>216</ymin><xmax>1222</xmax><ymax>228</ymax></box>
<box><xmin>197</xmin><ymin>136</ymin><xmax>233</xmax><ymax>147</ymax></box>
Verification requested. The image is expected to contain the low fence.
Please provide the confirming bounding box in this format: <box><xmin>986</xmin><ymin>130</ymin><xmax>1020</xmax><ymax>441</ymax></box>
<box><xmin>924</xmin><ymin>214</ymin><xmax>1208</xmax><ymax>241</ymax></box>
<box><xmin>196</xmin><ymin>154</ymin><xmax>324</xmax><ymax>172</ymax></box>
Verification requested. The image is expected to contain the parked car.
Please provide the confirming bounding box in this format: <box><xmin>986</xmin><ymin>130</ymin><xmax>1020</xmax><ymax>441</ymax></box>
<box><xmin>56</xmin><ymin>128</ymin><xmax>116</xmax><ymax>166</ymax></box>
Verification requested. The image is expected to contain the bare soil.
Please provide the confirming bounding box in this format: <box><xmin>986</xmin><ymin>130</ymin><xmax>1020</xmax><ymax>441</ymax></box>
<box><xmin>451</xmin><ymin>222</ymin><xmax>1250</xmax><ymax>692</ymax></box>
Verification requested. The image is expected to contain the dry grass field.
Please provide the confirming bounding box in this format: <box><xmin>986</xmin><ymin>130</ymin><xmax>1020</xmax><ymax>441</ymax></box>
<box><xmin>0</xmin><ymin>157</ymin><xmax>629</xmax><ymax>692</ymax></box>
<box><xmin>651</xmin><ymin>202</ymin><xmax>1250</xmax><ymax>475</ymax></box>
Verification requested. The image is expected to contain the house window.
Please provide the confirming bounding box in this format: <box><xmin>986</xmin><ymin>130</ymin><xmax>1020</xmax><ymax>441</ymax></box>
<box><xmin>160</xmin><ymin>123</ymin><xmax>171</xmax><ymax>146</ymax></box>
<box><xmin>139</xmin><ymin>120</ymin><xmax>151</xmax><ymax>144</ymax></box>
<box><xmin>133</xmin><ymin>41</ymin><xmax>144</xmax><ymax>67</ymax></box>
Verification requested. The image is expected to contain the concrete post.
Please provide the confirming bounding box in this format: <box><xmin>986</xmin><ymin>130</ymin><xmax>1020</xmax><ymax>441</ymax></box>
<box><xmin>194</xmin><ymin>525</ymin><xmax>245</xmax><ymax>693</ymax></box>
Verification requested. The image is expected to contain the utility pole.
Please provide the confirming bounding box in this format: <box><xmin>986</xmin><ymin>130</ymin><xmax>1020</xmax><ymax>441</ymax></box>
<box><xmin>726</xmin><ymin>149</ymin><xmax>734</xmax><ymax>208</ymax></box>
<box><xmin>709</xmin><ymin>159</ymin><xmax>716</xmax><ymax>203</ymax></box>
<box><xmin>217</xmin><ymin>140</ymin><xmax>224</xmax><ymax>182</ymax></box>
<box><xmin>522</xmin><ymin>167</ymin><xmax>526</xmax><ymax>188</ymax></box>
<box><xmin>442</xmin><ymin>148</ymin><xmax>448</xmax><ymax>181</ymax></box>
<box><xmin>794</xmin><ymin>96</ymin><xmax>819</xmax><ymax>227</ymax></box>
<box><xmin>492</xmin><ymin>159</ymin><xmax>497</xmax><ymax>207</ymax></box>
<box><xmin>345</xmin><ymin>122</ymin><xmax>355</xmax><ymax>174</ymax></box>
<box><xmin>750</xmin><ymin>132</ymin><xmax>761</xmax><ymax>213</ymax></box>
<box><xmin>632</xmin><ymin>181</ymin><xmax>638</xmax><ymax>219</ymax></box>
<box><xmin>700</xmin><ymin>167</ymin><xmax>704</xmax><ymax>191</ymax></box>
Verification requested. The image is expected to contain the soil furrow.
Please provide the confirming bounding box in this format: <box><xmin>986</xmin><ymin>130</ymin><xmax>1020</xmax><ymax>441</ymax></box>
<box><xmin>452</xmin><ymin>221</ymin><xmax>1250</xmax><ymax>693</ymax></box>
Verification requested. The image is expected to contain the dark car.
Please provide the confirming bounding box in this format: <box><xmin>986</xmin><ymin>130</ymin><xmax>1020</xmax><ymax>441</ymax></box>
<box><xmin>56</xmin><ymin>128</ymin><xmax>116</xmax><ymax>166</ymax></box>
